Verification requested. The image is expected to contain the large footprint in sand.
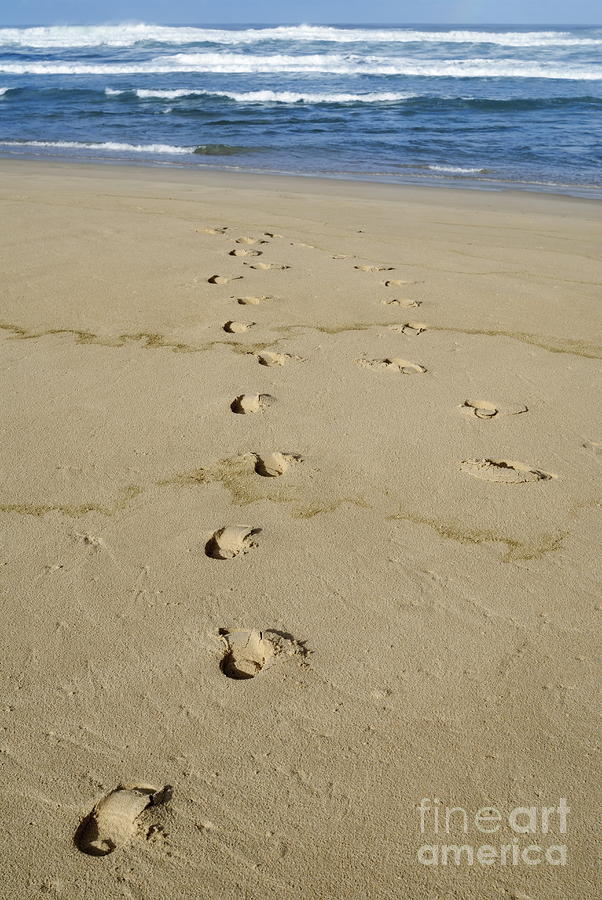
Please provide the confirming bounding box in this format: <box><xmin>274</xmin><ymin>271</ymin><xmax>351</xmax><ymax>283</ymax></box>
<box><xmin>223</xmin><ymin>320</ymin><xmax>255</xmax><ymax>333</ymax></box>
<box><xmin>219</xmin><ymin>628</ymin><xmax>308</xmax><ymax>679</ymax></box>
<box><xmin>354</xmin><ymin>264</ymin><xmax>395</xmax><ymax>272</ymax></box>
<box><xmin>382</xmin><ymin>298</ymin><xmax>422</xmax><ymax>308</ymax></box>
<box><xmin>244</xmin><ymin>262</ymin><xmax>290</xmax><ymax>271</ymax></box>
<box><xmin>76</xmin><ymin>785</ymin><xmax>172</xmax><ymax>856</ymax></box>
<box><xmin>356</xmin><ymin>357</ymin><xmax>426</xmax><ymax>374</ymax></box>
<box><xmin>206</xmin><ymin>525</ymin><xmax>261</xmax><ymax>559</ymax></box>
<box><xmin>256</xmin><ymin>351</ymin><xmax>303</xmax><ymax>367</ymax></box>
<box><xmin>461</xmin><ymin>400</ymin><xmax>528</xmax><ymax>419</ymax></box>
<box><xmin>460</xmin><ymin>459</ymin><xmax>556</xmax><ymax>483</ymax></box>
<box><xmin>197</xmin><ymin>226</ymin><xmax>228</xmax><ymax>235</ymax></box>
<box><xmin>254</xmin><ymin>451</ymin><xmax>302</xmax><ymax>477</ymax></box>
<box><xmin>229</xmin><ymin>248</ymin><xmax>263</xmax><ymax>257</ymax></box>
<box><xmin>208</xmin><ymin>274</ymin><xmax>243</xmax><ymax>285</ymax></box>
<box><xmin>236</xmin><ymin>295</ymin><xmax>273</xmax><ymax>306</ymax></box>
<box><xmin>230</xmin><ymin>393</ymin><xmax>275</xmax><ymax>414</ymax></box>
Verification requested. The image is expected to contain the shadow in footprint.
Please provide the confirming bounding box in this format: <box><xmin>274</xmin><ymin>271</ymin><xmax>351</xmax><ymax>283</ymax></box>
<box><xmin>256</xmin><ymin>351</ymin><xmax>303</xmax><ymax>367</ymax></box>
<box><xmin>381</xmin><ymin>298</ymin><xmax>422</xmax><ymax>308</ymax></box>
<box><xmin>254</xmin><ymin>452</ymin><xmax>303</xmax><ymax>477</ymax></box>
<box><xmin>75</xmin><ymin>785</ymin><xmax>173</xmax><ymax>856</ymax></box>
<box><xmin>236</xmin><ymin>295</ymin><xmax>273</xmax><ymax>306</ymax></box>
<box><xmin>218</xmin><ymin>628</ymin><xmax>310</xmax><ymax>679</ymax></box>
<box><xmin>208</xmin><ymin>274</ymin><xmax>243</xmax><ymax>285</ymax></box>
<box><xmin>205</xmin><ymin>525</ymin><xmax>262</xmax><ymax>559</ymax></box>
<box><xmin>461</xmin><ymin>400</ymin><xmax>528</xmax><ymax>419</ymax></box>
<box><xmin>230</xmin><ymin>394</ymin><xmax>275</xmax><ymax>414</ymax></box>
<box><xmin>223</xmin><ymin>320</ymin><xmax>255</xmax><ymax>333</ymax></box>
<box><xmin>460</xmin><ymin>459</ymin><xmax>556</xmax><ymax>483</ymax></box>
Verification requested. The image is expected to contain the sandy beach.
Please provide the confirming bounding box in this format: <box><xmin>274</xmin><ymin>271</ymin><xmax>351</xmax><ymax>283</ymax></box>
<box><xmin>0</xmin><ymin>159</ymin><xmax>600</xmax><ymax>899</ymax></box>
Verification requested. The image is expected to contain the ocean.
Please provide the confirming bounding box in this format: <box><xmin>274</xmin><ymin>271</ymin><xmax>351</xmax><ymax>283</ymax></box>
<box><xmin>0</xmin><ymin>23</ymin><xmax>601</xmax><ymax>195</ymax></box>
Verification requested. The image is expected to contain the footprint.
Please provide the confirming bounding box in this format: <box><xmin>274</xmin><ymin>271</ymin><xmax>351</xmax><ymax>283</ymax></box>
<box><xmin>332</xmin><ymin>254</ymin><xmax>351</xmax><ymax>259</ymax></box>
<box><xmin>230</xmin><ymin>393</ymin><xmax>275</xmax><ymax>414</ymax></box>
<box><xmin>460</xmin><ymin>459</ymin><xmax>556</xmax><ymax>483</ymax></box>
<box><xmin>461</xmin><ymin>400</ymin><xmax>528</xmax><ymax>419</ymax></box>
<box><xmin>74</xmin><ymin>532</ymin><xmax>105</xmax><ymax>552</ymax></box>
<box><xmin>236</xmin><ymin>295</ymin><xmax>273</xmax><ymax>306</ymax></box>
<box><xmin>244</xmin><ymin>262</ymin><xmax>290</xmax><ymax>271</ymax></box>
<box><xmin>219</xmin><ymin>628</ymin><xmax>308</xmax><ymax>679</ymax></box>
<box><xmin>197</xmin><ymin>226</ymin><xmax>228</xmax><ymax>235</ymax></box>
<box><xmin>355</xmin><ymin>264</ymin><xmax>394</xmax><ymax>272</ymax></box>
<box><xmin>462</xmin><ymin>400</ymin><xmax>498</xmax><ymax>419</ymax></box>
<box><xmin>291</xmin><ymin>241</ymin><xmax>316</xmax><ymax>249</ymax></box>
<box><xmin>384</xmin><ymin>279</ymin><xmax>409</xmax><ymax>287</ymax></box>
<box><xmin>583</xmin><ymin>440</ymin><xmax>602</xmax><ymax>456</ymax></box>
<box><xmin>208</xmin><ymin>274</ymin><xmax>243</xmax><ymax>285</ymax></box>
<box><xmin>381</xmin><ymin>298</ymin><xmax>422</xmax><ymax>308</ymax></box>
<box><xmin>206</xmin><ymin>526</ymin><xmax>261</xmax><ymax>560</ymax></box>
<box><xmin>389</xmin><ymin>322</ymin><xmax>428</xmax><ymax>335</ymax></box>
<box><xmin>76</xmin><ymin>785</ymin><xmax>172</xmax><ymax>856</ymax></box>
<box><xmin>256</xmin><ymin>351</ymin><xmax>300</xmax><ymax>367</ymax></box>
<box><xmin>223</xmin><ymin>320</ymin><xmax>255</xmax><ymax>333</ymax></box>
<box><xmin>219</xmin><ymin>629</ymin><xmax>270</xmax><ymax>678</ymax></box>
<box><xmin>264</xmin><ymin>232</ymin><xmax>283</xmax><ymax>238</ymax></box>
<box><xmin>254</xmin><ymin>452</ymin><xmax>302</xmax><ymax>477</ymax></box>
<box><xmin>236</xmin><ymin>237</ymin><xmax>267</xmax><ymax>245</ymax></box>
<box><xmin>229</xmin><ymin>248</ymin><xmax>263</xmax><ymax>257</ymax></box>
<box><xmin>356</xmin><ymin>357</ymin><xmax>426</xmax><ymax>375</ymax></box>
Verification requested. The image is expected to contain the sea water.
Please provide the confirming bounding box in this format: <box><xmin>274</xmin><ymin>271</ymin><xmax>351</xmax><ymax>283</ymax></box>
<box><xmin>0</xmin><ymin>23</ymin><xmax>600</xmax><ymax>194</ymax></box>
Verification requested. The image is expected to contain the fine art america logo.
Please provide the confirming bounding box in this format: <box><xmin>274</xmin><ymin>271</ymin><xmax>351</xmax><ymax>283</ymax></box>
<box><xmin>416</xmin><ymin>798</ymin><xmax>569</xmax><ymax>867</ymax></box>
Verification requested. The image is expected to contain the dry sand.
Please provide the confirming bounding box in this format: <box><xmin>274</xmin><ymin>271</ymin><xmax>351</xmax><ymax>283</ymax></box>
<box><xmin>0</xmin><ymin>159</ymin><xmax>600</xmax><ymax>899</ymax></box>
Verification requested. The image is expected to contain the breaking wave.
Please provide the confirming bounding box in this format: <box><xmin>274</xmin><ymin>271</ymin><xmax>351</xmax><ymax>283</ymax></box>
<box><xmin>0</xmin><ymin>139</ymin><xmax>249</xmax><ymax>156</ymax></box>
<box><xmin>1</xmin><ymin>54</ymin><xmax>600</xmax><ymax>79</ymax></box>
<box><xmin>0</xmin><ymin>24</ymin><xmax>600</xmax><ymax>48</ymax></box>
<box><xmin>105</xmin><ymin>87</ymin><xmax>416</xmax><ymax>102</ymax></box>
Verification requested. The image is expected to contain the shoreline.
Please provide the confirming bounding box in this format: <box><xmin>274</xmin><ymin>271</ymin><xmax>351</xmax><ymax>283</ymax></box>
<box><xmin>1</xmin><ymin>150</ymin><xmax>601</xmax><ymax>201</ymax></box>
<box><xmin>1</xmin><ymin>154</ymin><xmax>601</xmax><ymax>209</ymax></box>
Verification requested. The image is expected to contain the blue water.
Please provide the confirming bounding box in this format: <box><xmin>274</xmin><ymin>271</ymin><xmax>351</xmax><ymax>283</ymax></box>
<box><xmin>0</xmin><ymin>23</ymin><xmax>601</xmax><ymax>194</ymax></box>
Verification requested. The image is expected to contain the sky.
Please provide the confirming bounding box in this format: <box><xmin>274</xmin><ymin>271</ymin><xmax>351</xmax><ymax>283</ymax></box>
<box><xmin>2</xmin><ymin>0</ymin><xmax>600</xmax><ymax>26</ymax></box>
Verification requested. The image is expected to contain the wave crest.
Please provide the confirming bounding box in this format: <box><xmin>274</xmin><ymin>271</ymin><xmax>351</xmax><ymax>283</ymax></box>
<box><xmin>2</xmin><ymin>54</ymin><xmax>600</xmax><ymax>79</ymax></box>
<box><xmin>106</xmin><ymin>87</ymin><xmax>416</xmax><ymax>103</ymax></box>
<box><xmin>0</xmin><ymin>139</ymin><xmax>248</xmax><ymax>156</ymax></box>
<box><xmin>0</xmin><ymin>23</ymin><xmax>600</xmax><ymax>48</ymax></box>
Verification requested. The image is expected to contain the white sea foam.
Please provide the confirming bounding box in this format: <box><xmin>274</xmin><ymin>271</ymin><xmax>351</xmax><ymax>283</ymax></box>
<box><xmin>106</xmin><ymin>87</ymin><xmax>415</xmax><ymax>102</ymax></box>
<box><xmin>0</xmin><ymin>24</ymin><xmax>600</xmax><ymax>48</ymax></box>
<box><xmin>2</xmin><ymin>54</ymin><xmax>600</xmax><ymax>79</ymax></box>
<box><xmin>0</xmin><ymin>139</ymin><xmax>196</xmax><ymax>154</ymax></box>
<box><xmin>428</xmin><ymin>164</ymin><xmax>487</xmax><ymax>174</ymax></box>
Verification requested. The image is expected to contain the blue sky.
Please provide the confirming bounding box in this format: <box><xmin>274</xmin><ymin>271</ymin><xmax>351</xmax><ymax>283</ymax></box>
<box><xmin>2</xmin><ymin>1</ymin><xmax>600</xmax><ymax>26</ymax></box>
